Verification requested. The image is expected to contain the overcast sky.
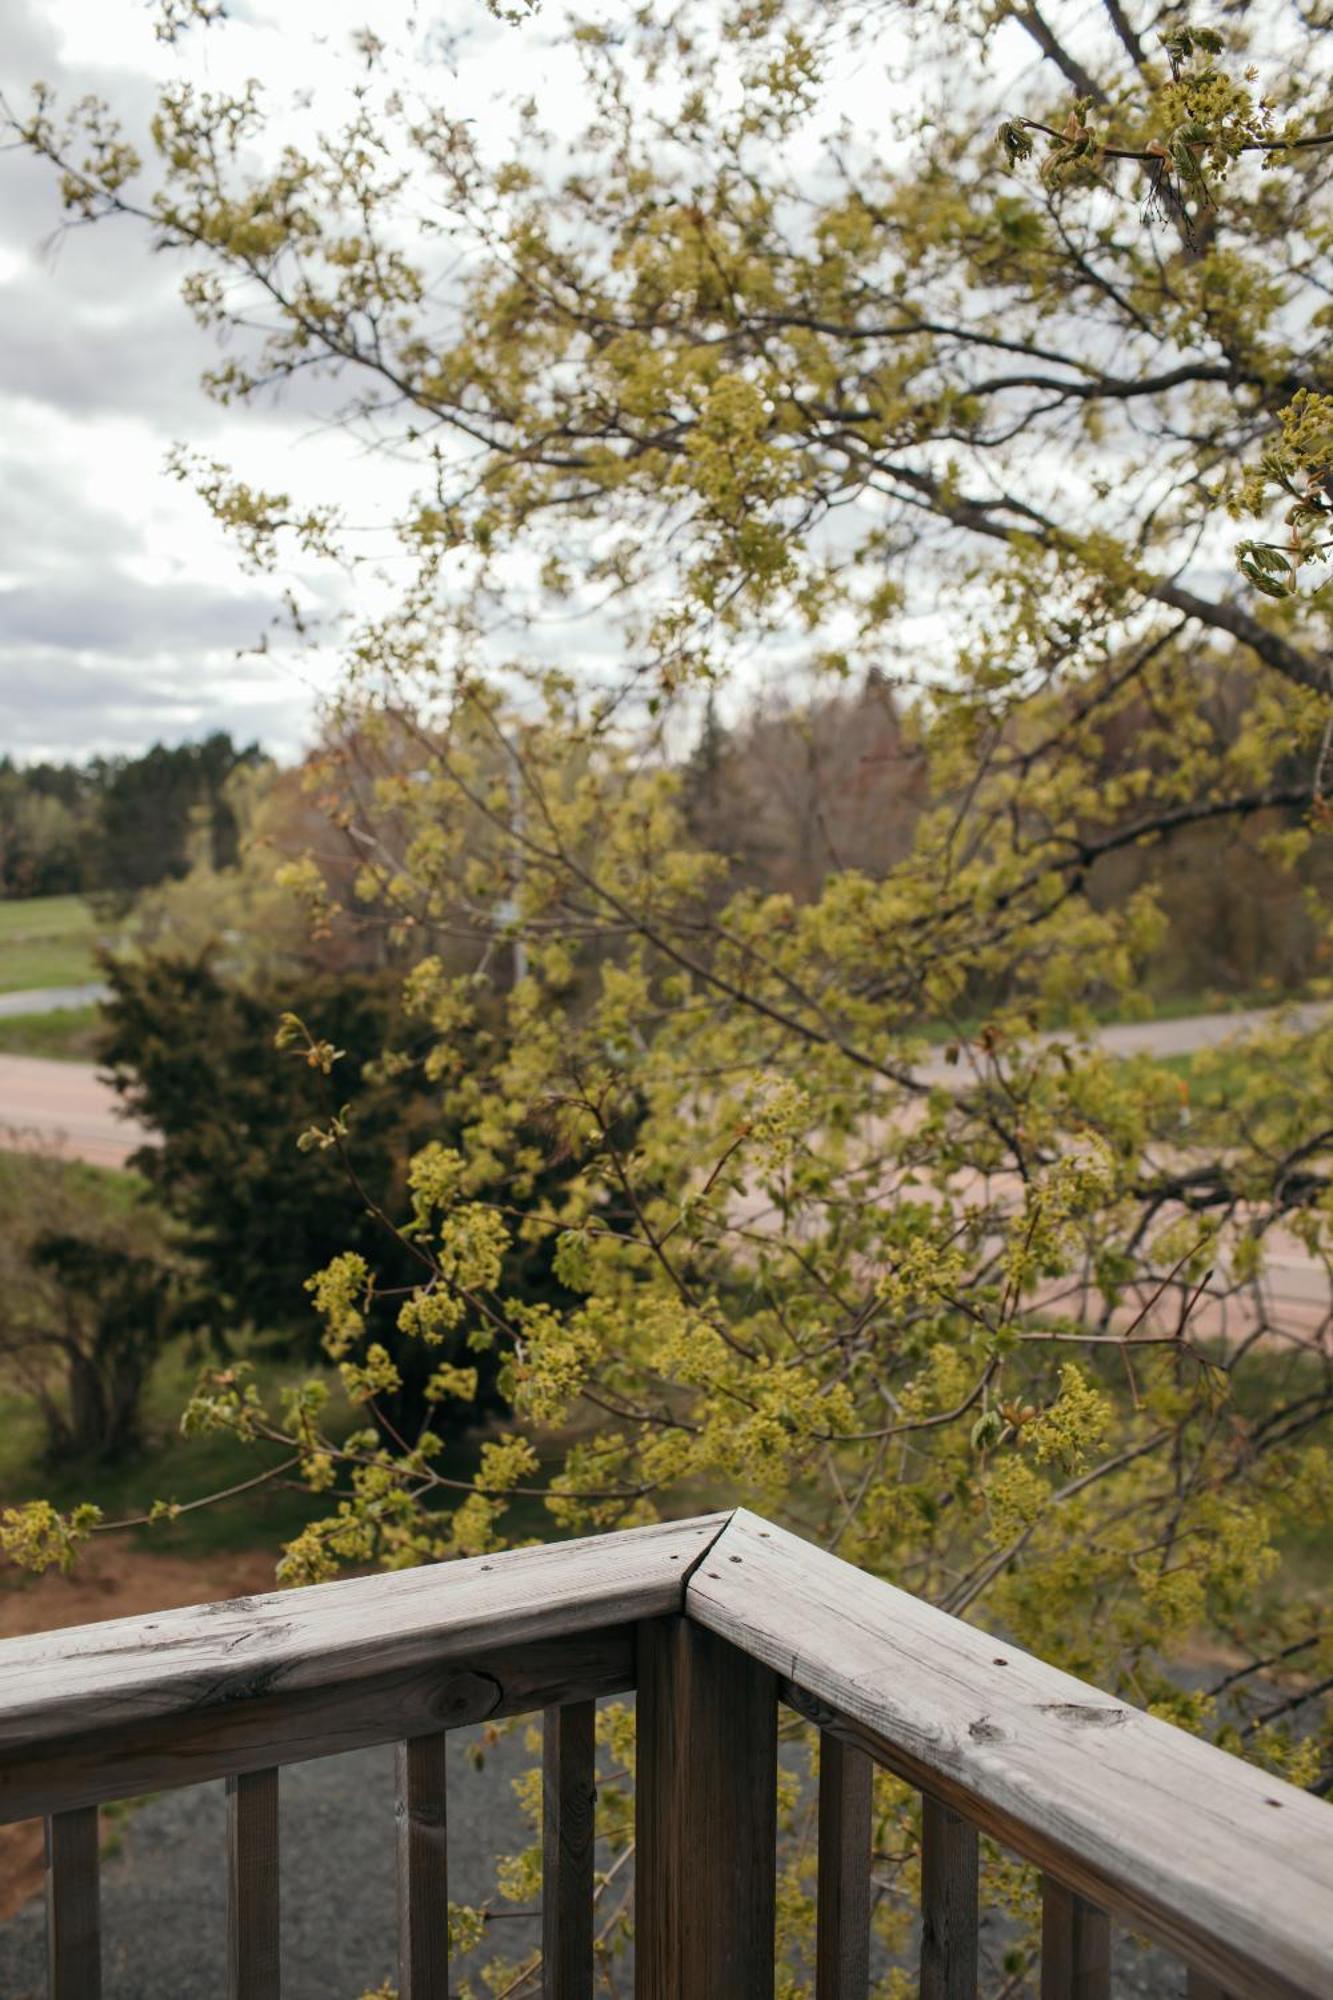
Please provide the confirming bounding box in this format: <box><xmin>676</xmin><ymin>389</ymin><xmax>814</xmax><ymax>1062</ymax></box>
<box><xmin>0</xmin><ymin>0</ymin><xmax>530</xmax><ymax>765</ymax></box>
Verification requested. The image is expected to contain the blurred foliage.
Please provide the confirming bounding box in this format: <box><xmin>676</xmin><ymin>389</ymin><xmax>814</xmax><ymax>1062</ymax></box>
<box><xmin>0</xmin><ymin>1153</ymin><xmax>187</xmax><ymax>1467</ymax></box>
<box><xmin>96</xmin><ymin>946</ymin><xmax>586</xmax><ymax>1446</ymax></box>
<box><xmin>0</xmin><ymin>734</ymin><xmax>262</xmax><ymax>907</ymax></box>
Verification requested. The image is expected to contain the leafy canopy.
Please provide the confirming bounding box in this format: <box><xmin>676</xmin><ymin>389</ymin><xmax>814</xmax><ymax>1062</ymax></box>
<box><xmin>8</xmin><ymin>0</ymin><xmax>1333</xmax><ymax>1982</ymax></box>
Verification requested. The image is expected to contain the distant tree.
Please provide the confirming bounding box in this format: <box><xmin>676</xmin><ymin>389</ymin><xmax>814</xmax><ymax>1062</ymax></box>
<box><xmin>0</xmin><ymin>758</ymin><xmax>95</xmax><ymax>897</ymax></box>
<box><xmin>91</xmin><ymin>733</ymin><xmax>266</xmax><ymax>906</ymax></box>
<box><xmin>0</xmin><ymin>737</ymin><xmax>270</xmax><ymax>903</ymax></box>
<box><xmin>686</xmin><ymin>673</ymin><xmax>926</xmax><ymax>905</ymax></box>
<box><xmin>99</xmin><ymin>954</ymin><xmax>433</xmax><ymax>1353</ymax></box>
<box><xmin>96</xmin><ymin>947</ymin><xmax>577</xmax><ymax>1442</ymax></box>
<box><xmin>0</xmin><ymin>1154</ymin><xmax>187</xmax><ymax>1463</ymax></box>
<box><xmin>1084</xmin><ymin>663</ymin><xmax>1333</xmax><ymax>1001</ymax></box>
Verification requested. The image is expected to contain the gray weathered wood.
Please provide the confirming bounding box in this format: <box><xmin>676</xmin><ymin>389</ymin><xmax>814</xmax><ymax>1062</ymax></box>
<box><xmin>689</xmin><ymin>1510</ymin><xmax>1333</xmax><ymax>2000</ymax></box>
<box><xmin>46</xmin><ymin>1805</ymin><xmax>100</xmax><ymax>2000</ymax></box>
<box><xmin>13</xmin><ymin>1504</ymin><xmax>1333</xmax><ymax>2000</ymax></box>
<box><xmin>1041</xmin><ymin>1877</ymin><xmax>1110</xmax><ymax>1999</ymax></box>
<box><xmin>816</xmin><ymin>1730</ymin><xmax>872</xmax><ymax>2000</ymax></box>
<box><xmin>0</xmin><ymin>1513</ymin><xmax>726</xmax><ymax>1772</ymax></box>
<box><xmin>227</xmin><ymin>1767</ymin><xmax>280</xmax><ymax>2000</ymax></box>
<box><xmin>1</xmin><ymin>1626</ymin><xmax>635</xmax><ymax>1823</ymax></box>
<box><xmin>635</xmin><ymin>1614</ymin><xmax>777</xmax><ymax>1999</ymax></box>
<box><xmin>919</xmin><ymin>1792</ymin><xmax>978</xmax><ymax>2000</ymax></box>
<box><xmin>396</xmin><ymin>1734</ymin><xmax>450</xmax><ymax>2000</ymax></box>
<box><xmin>543</xmin><ymin>1700</ymin><xmax>596</xmax><ymax>1998</ymax></box>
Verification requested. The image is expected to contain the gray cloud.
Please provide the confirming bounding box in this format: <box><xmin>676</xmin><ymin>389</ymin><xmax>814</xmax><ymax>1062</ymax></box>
<box><xmin>0</xmin><ymin>72</ymin><xmax>310</xmax><ymax>755</ymax></box>
<box><xmin>0</xmin><ymin>254</ymin><xmax>220</xmax><ymax>430</ymax></box>
<box><xmin>0</xmin><ymin>0</ymin><xmax>462</xmax><ymax>762</ymax></box>
<box><xmin>0</xmin><ymin>650</ymin><xmax>197</xmax><ymax>721</ymax></box>
<box><xmin>0</xmin><ymin>575</ymin><xmax>277</xmax><ymax>654</ymax></box>
<box><xmin>0</xmin><ymin>459</ymin><xmax>137</xmax><ymax>576</ymax></box>
<box><xmin>1</xmin><ymin>0</ymin><xmax>61</xmax><ymax>82</ymax></box>
<box><xmin>0</xmin><ymin>643</ymin><xmax>321</xmax><ymax>760</ymax></box>
<box><xmin>0</xmin><ymin>81</ymin><xmax>248</xmax><ymax>439</ymax></box>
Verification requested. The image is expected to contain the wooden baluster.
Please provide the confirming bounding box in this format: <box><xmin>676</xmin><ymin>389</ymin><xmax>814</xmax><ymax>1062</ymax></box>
<box><xmin>635</xmin><ymin>1614</ymin><xmax>778</xmax><ymax>2000</ymax></box>
<box><xmin>1041</xmin><ymin>1877</ymin><xmax>1110</xmax><ymax>2000</ymax></box>
<box><xmin>46</xmin><ymin>1806</ymin><xmax>101</xmax><ymax>2000</ymax></box>
<box><xmin>228</xmin><ymin>1768</ymin><xmax>280</xmax><ymax>2000</ymax></box>
<box><xmin>396</xmin><ymin>1735</ymin><xmax>450</xmax><ymax>2000</ymax></box>
<box><xmin>919</xmin><ymin>1793</ymin><xmax>978</xmax><ymax>1999</ymax></box>
<box><xmin>543</xmin><ymin>1700</ymin><xmax>596</xmax><ymax>1998</ymax></box>
<box><xmin>815</xmin><ymin>1731</ymin><xmax>872</xmax><ymax>1999</ymax></box>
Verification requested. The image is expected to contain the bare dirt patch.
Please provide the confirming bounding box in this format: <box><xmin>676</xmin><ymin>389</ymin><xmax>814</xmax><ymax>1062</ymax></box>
<box><xmin>0</xmin><ymin>1542</ymin><xmax>280</xmax><ymax>1920</ymax></box>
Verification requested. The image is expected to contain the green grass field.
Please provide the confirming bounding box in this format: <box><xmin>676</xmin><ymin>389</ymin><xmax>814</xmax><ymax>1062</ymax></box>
<box><xmin>1142</xmin><ymin>1027</ymin><xmax>1324</xmax><ymax>1110</ymax></box>
<box><xmin>0</xmin><ymin>1341</ymin><xmax>344</xmax><ymax>1558</ymax></box>
<box><xmin>916</xmin><ymin>983</ymin><xmax>1314</xmax><ymax>1046</ymax></box>
<box><xmin>0</xmin><ymin>1005</ymin><xmax>102</xmax><ymax>1060</ymax></box>
<box><xmin>0</xmin><ymin>894</ymin><xmax>102</xmax><ymax>993</ymax></box>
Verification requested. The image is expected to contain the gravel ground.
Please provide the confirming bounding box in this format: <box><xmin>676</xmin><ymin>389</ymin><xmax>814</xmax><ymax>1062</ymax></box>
<box><xmin>0</xmin><ymin>1715</ymin><xmax>1188</xmax><ymax>1999</ymax></box>
<box><xmin>0</xmin><ymin>1727</ymin><xmax>541</xmax><ymax>2000</ymax></box>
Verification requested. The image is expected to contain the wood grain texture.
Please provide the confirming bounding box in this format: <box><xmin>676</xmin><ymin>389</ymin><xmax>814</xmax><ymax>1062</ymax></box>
<box><xmin>227</xmin><ymin>1768</ymin><xmax>280</xmax><ymax>2000</ymax></box>
<box><xmin>1</xmin><ymin>1626</ymin><xmax>635</xmax><ymax>1823</ymax></box>
<box><xmin>919</xmin><ymin>1792</ymin><xmax>978</xmax><ymax>2000</ymax></box>
<box><xmin>0</xmin><ymin>1514</ymin><xmax>726</xmax><ymax>1766</ymax></box>
<box><xmin>690</xmin><ymin>1511</ymin><xmax>1333</xmax><ymax>2000</ymax></box>
<box><xmin>1041</xmin><ymin>1878</ymin><xmax>1110</xmax><ymax>2000</ymax></box>
<box><xmin>46</xmin><ymin>1805</ymin><xmax>100</xmax><ymax>2000</ymax></box>
<box><xmin>816</xmin><ymin>1730</ymin><xmax>871</xmax><ymax>2000</ymax></box>
<box><xmin>542</xmin><ymin>1701</ymin><xmax>596</xmax><ymax>1998</ymax></box>
<box><xmin>396</xmin><ymin>1734</ymin><xmax>450</xmax><ymax>2000</ymax></box>
<box><xmin>1187</xmin><ymin>1975</ymin><xmax>1233</xmax><ymax>2000</ymax></box>
<box><xmin>635</xmin><ymin>1615</ymin><xmax>777</xmax><ymax>2000</ymax></box>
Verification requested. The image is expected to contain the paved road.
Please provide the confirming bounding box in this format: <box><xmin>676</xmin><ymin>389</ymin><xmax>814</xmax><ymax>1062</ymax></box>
<box><xmin>1</xmin><ymin>1004</ymin><xmax>1327</xmax><ymax>1327</ymax></box>
<box><xmin>2</xmin><ymin>1002</ymin><xmax>1326</xmax><ymax>1175</ymax></box>
<box><xmin>0</xmin><ymin>1053</ymin><xmax>150</xmax><ymax>1170</ymax></box>
<box><xmin>1089</xmin><ymin>1000</ymin><xmax>1328</xmax><ymax>1058</ymax></box>
<box><xmin>0</xmin><ymin>983</ymin><xmax>108</xmax><ymax>1018</ymax></box>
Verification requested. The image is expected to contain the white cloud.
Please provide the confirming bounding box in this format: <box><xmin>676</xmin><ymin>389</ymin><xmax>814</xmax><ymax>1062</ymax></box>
<box><xmin>0</xmin><ymin>0</ymin><xmax>402</xmax><ymax>761</ymax></box>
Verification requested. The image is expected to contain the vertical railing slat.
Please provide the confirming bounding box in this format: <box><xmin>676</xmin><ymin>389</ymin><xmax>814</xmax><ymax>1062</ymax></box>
<box><xmin>228</xmin><ymin>1767</ymin><xmax>280</xmax><ymax>2000</ymax></box>
<box><xmin>919</xmin><ymin>1792</ymin><xmax>978</xmax><ymax>1999</ymax></box>
<box><xmin>46</xmin><ymin>1806</ymin><xmax>101</xmax><ymax>2000</ymax></box>
<box><xmin>396</xmin><ymin>1734</ymin><xmax>450</xmax><ymax>2000</ymax></box>
<box><xmin>1041</xmin><ymin>1876</ymin><xmax>1111</xmax><ymax>1999</ymax></box>
<box><xmin>635</xmin><ymin>1614</ymin><xmax>778</xmax><ymax>2000</ymax></box>
<box><xmin>543</xmin><ymin>1699</ymin><xmax>596</xmax><ymax>1998</ymax></box>
<box><xmin>815</xmin><ymin>1730</ymin><xmax>872</xmax><ymax>1999</ymax></box>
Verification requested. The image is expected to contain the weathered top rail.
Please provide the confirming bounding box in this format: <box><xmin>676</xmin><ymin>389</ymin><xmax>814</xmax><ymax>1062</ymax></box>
<box><xmin>694</xmin><ymin>1510</ymin><xmax>1333</xmax><ymax>2000</ymax></box>
<box><xmin>1</xmin><ymin>1504</ymin><xmax>1330</xmax><ymax>2000</ymax></box>
<box><xmin>0</xmin><ymin>1512</ymin><xmax>725</xmax><ymax>1821</ymax></box>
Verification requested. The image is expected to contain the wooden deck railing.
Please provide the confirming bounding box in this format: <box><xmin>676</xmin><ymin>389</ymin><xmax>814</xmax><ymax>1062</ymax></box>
<box><xmin>0</xmin><ymin>1506</ymin><xmax>1329</xmax><ymax>1998</ymax></box>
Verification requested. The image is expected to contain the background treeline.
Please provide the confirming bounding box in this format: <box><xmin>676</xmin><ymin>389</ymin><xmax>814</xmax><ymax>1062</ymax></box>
<box><xmin>6</xmin><ymin>669</ymin><xmax>1328</xmax><ymax>1000</ymax></box>
<box><xmin>682</xmin><ymin>666</ymin><xmax>1330</xmax><ymax>1005</ymax></box>
<box><xmin>0</xmin><ymin>733</ymin><xmax>263</xmax><ymax>904</ymax></box>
